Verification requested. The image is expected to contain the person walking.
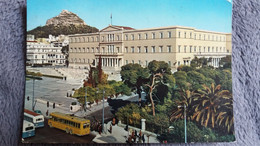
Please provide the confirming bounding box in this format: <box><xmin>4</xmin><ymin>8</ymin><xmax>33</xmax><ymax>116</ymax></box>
<box><xmin>110</xmin><ymin>124</ymin><xmax>112</xmax><ymax>133</ymax></box>
<box><xmin>142</xmin><ymin>134</ymin><xmax>145</xmax><ymax>143</ymax></box>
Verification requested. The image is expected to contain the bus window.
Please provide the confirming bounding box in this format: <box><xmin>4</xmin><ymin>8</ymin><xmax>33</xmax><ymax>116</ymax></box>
<box><xmin>25</xmin><ymin>126</ymin><xmax>34</xmax><ymax>131</ymax></box>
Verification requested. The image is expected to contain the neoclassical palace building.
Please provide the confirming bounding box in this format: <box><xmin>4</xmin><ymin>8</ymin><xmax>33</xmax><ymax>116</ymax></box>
<box><xmin>68</xmin><ymin>25</ymin><xmax>231</xmax><ymax>72</ymax></box>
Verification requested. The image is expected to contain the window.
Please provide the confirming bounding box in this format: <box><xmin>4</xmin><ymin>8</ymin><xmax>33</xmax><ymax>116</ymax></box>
<box><xmin>126</xmin><ymin>60</ymin><xmax>128</xmax><ymax>64</ymax></box>
<box><xmin>102</xmin><ymin>36</ymin><xmax>104</xmax><ymax>42</ymax></box>
<box><xmin>212</xmin><ymin>47</ymin><xmax>214</xmax><ymax>52</ymax></box>
<box><xmin>87</xmin><ymin>37</ymin><xmax>89</xmax><ymax>42</ymax></box>
<box><xmin>159</xmin><ymin>46</ymin><xmax>163</xmax><ymax>53</ymax></box>
<box><xmin>70</xmin><ymin>48</ymin><xmax>73</xmax><ymax>52</ymax></box>
<box><xmin>152</xmin><ymin>33</ymin><xmax>155</xmax><ymax>39</ymax></box>
<box><xmin>125</xmin><ymin>47</ymin><xmax>128</xmax><ymax>53</ymax></box>
<box><xmin>152</xmin><ymin>46</ymin><xmax>155</xmax><ymax>53</ymax></box>
<box><xmin>117</xmin><ymin>47</ymin><xmax>120</xmax><ymax>53</ymax></box>
<box><xmin>167</xmin><ymin>46</ymin><xmax>171</xmax><ymax>53</ymax></box>
<box><xmin>179</xmin><ymin>31</ymin><xmax>181</xmax><ymax>38</ymax></box>
<box><xmin>96</xmin><ymin>47</ymin><xmax>99</xmax><ymax>53</ymax></box>
<box><xmin>178</xmin><ymin>61</ymin><xmax>180</xmax><ymax>66</ymax></box>
<box><xmin>184</xmin><ymin>32</ymin><xmax>186</xmax><ymax>38</ymax></box>
<box><xmin>42</xmin><ymin>55</ymin><xmax>44</xmax><ymax>58</ymax></box>
<box><xmin>204</xmin><ymin>47</ymin><xmax>206</xmax><ymax>52</ymax></box>
<box><xmin>145</xmin><ymin>33</ymin><xmax>148</xmax><ymax>39</ymax></box>
<box><xmin>132</xmin><ymin>60</ymin><xmax>134</xmax><ymax>64</ymax></box>
<box><xmin>92</xmin><ymin>37</ymin><xmax>94</xmax><ymax>42</ymax></box>
<box><xmin>117</xmin><ymin>35</ymin><xmax>119</xmax><ymax>41</ymax></box>
<box><xmin>145</xmin><ymin>46</ymin><xmax>148</xmax><ymax>53</ymax></box>
<box><xmin>208</xmin><ymin>35</ymin><xmax>210</xmax><ymax>40</ymax></box>
<box><xmin>190</xmin><ymin>32</ymin><xmax>192</xmax><ymax>38</ymax></box>
<box><xmin>178</xmin><ymin>45</ymin><xmax>181</xmax><ymax>53</ymax></box>
<box><xmin>168</xmin><ymin>32</ymin><xmax>171</xmax><ymax>38</ymax></box>
<box><xmin>199</xmin><ymin>34</ymin><xmax>201</xmax><ymax>40</ymax></box>
<box><xmin>208</xmin><ymin>47</ymin><xmax>210</xmax><ymax>52</ymax></box>
<box><xmin>138</xmin><ymin>47</ymin><xmax>141</xmax><ymax>53</ymax></box>
<box><xmin>125</xmin><ymin>34</ymin><xmax>128</xmax><ymax>40</ymax></box>
<box><xmin>194</xmin><ymin>33</ymin><xmax>196</xmax><ymax>40</ymax></box>
<box><xmin>92</xmin><ymin>47</ymin><xmax>94</xmax><ymax>53</ymax></box>
<box><xmin>131</xmin><ymin>47</ymin><xmax>134</xmax><ymax>53</ymax></box>
<box><xmin>220</xmin><ymin>47</ymin><xmax>222</xmax><ymax>52</ymax></box>
<box><xmin>199</xmin><ymin>46</ymin><xmax>201</xmax><ymax>52</ymax></box>
<box><xmin>138</xmin><ymin>34</ymin><xmax>141</xmax><ymax>40</ymax></box>
<box><xmin>194</xmin><ymin>46</ymin><xmax>196</xmax><ymax>52</ymax></box>
<box><xmin>96</xmin><ymin>36</ymin><xmax>99</xmax><ymax>41</ymax></box>
<box><xmin>131</xmin><ymin>34</ymin><xmax>134</xmax><ymax>40</ymax></box>
<box><xmin>79</xmin><ymin>48</ymin><xmax>81</xmax><ymax>52</ymax></box>
<box><xmin>102</xmin><ymin>47</ymin><xmax>105</xmax><ymax>53</ymax></box>
<box><xmin>190</xmin><ymin>46</ymin><xmax>192</xmax><ymax>53</ymax></box>
<box><xmin>83</xmin><ymin>48</ymin><xmax>85</xmax><ymax>52</ymax></box>
<box><xmin>184</xmin><ymin>46</ymin><xmax>186</xmax><ymax>53</ymax></box>
<box><xmin>168</xmin><ymin>61</ymin><xmax>171</xmax><ymax>67</ymax></box>
<box><xmin>87</xmin><ymin>47</ymin><xmax>89</xmax><ymax>53</ymax></box>
<box><xmin>160</xmin><ymin>32</ymin><xmax>163</xmax><ymax>39</ymax></box>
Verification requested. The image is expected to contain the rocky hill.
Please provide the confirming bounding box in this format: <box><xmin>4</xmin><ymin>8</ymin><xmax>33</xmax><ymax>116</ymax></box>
<box><xmin>28</xmin><ymin>10</ymin><xmax>99</xmax><ymax>38</ymax></box>
<box><xmin>46</xmin><ymin>10</ymin><xmax>86</xmax><ymax>26</ymax></box>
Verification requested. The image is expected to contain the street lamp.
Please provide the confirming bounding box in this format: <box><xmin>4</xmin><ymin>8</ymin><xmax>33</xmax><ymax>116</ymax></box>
<box><xmin>178</xmin><ymin>104</ymin><xmax>187</xmax><ymax>143</ymax></box>
<box><xmin>84</xmin><ymin>86</ymin><xmax>87</xmax><ymax>113</ymax></box>
<box><xmin>102</xmin><ymin>89</ymin><xmax>105</xmax><ymax>133</ymax></box>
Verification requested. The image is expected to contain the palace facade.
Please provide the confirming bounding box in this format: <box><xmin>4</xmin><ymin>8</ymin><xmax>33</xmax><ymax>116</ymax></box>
<box><xmin>68</xmin><ymin>25</ymin><xmax>231</xmax><ymax>72</ymax></box>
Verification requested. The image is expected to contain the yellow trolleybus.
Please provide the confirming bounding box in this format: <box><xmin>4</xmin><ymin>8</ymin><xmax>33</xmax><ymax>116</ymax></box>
<box><xmin>48</xmin><ymin>112</ymin><xmax>90</xmax><ymax>136</ymax></box>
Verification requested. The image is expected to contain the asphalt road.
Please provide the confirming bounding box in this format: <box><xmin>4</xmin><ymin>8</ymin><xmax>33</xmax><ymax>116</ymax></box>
<box><xmin>22</xmin><ymin>118</ymin><xmax>96</xmax><ymax>144</ymax></box>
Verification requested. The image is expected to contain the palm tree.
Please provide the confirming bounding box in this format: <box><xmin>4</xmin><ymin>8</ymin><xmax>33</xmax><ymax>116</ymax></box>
<box><xmin>170</xmin><ymin>90</ymin><xmax>194</xmax><ymax>121</ymax></box>
<box><xmin>191</xmin><ymin>83</ymin><xmax>231</xmax><ymax>129</ymax></box>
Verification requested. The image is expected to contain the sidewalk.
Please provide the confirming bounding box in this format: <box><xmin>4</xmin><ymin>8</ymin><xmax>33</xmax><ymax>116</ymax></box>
<box><xmin>92</xmin><ymin>121</ymin><xmax>160</xmax><ymax>143</ymax></box>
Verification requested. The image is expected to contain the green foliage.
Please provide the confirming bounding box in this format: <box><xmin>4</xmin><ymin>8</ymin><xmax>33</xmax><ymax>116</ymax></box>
<box><xmin>219</xmin><ymin>55</ymin><xmax>231</xmax><ymax>69</ymax></box>
<box><xmin>163</xmin><ymin>120</ymin><xmax>217</xmax><ymax>143</ymax></box>
<box><xmin>108</xmin><ymin>80</ymin><xmax>131</xmax><ymax>96</ymax></box>
<box><xmin>27</xmin><ymin>24</ymin><xmax>99</xmax><ymax>38</ymax></box>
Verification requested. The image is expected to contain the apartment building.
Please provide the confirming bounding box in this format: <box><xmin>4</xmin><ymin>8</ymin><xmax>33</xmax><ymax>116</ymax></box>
<box><xmin>68</xmin><ymin>25</ymin><xmax>231</xmax><ymax>72</ymax></box>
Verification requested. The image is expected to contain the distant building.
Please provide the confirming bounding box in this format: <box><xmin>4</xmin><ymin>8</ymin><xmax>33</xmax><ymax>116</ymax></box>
<box><xmin>68</xmin><ymin>25</ymin><xmax>231</xmax><ymax>72</ymax></box>
<box><xmin>26</xmin><ymin>35</ymin><xmax>66</xmax><ymax>66</ymax></box>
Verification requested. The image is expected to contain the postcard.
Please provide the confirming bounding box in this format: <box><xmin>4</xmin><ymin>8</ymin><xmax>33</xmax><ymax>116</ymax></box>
<box><xmin>23</xmin><ymin>0</ymin><xmax>234</xmax><ymax>143</ymax></box>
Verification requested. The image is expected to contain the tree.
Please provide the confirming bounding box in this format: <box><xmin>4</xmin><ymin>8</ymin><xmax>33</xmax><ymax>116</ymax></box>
<box><xmin>61</xmin><ymin>45</ymin><xmax>69</xmax><ymax>67</ymax></box>
<box><xmin>145</xmin><ymin>60</ymin><xmax>174</xmax><ymax>116</ymax></box>
<box><xmin>219</xmin><ymin>55</ymin><xmax>231</xmax><ymax>69</ymax></box>
<box><xmin>192</xmin><ymin>83</ymin><xmax>232</xmax><ymax>129</ymax></box>
<box><xmin>121</xmin><ymin>63</ymin><xmax>149</xmax><ymax>102</ymax></box>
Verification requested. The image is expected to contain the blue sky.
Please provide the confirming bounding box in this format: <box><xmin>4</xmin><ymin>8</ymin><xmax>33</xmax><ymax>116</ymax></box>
<box><xmin>27</xmin><ymin>0</ymin><xmax>232</xmax><ymax>32</ymax></box>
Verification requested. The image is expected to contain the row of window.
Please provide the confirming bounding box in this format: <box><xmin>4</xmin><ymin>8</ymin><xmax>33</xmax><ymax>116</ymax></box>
<box><xmin>177</xmin><ymin>46</ymin><xmax>227</xmax><ymax>53</ymax></box>
<box><xmin>70</xmin><ymin>45</ymin><xmax>227</xmax><ymax>53</ymax></box>
<box><xmin>34</xmin><ymin>54</ymin><xmax>65</xmax><ymax>59</ymax></box>
<box><xmin>178</xmin><ymin>32</ymin><xmax>226</xmax><ymax>41</ymax></box>
<box><xmin>70</xmin><ymin>32</ymin><xmax>226</xmax><ymax>43</ymax></box>
<box><xmin>70</xmin><ymin>58</ymin><xmax>92</xmax><ymax>63</ymax></box>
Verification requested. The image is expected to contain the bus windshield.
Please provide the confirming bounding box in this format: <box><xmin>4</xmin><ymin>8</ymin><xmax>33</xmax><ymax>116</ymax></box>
<box><xmin>83</xmin><ymin>123</ymin><xmax>89</xmax><ymax>129</ymax></box>
<box><xmin>36</xmin><ymin>118</ymin><xmax>43</xmax><ymax>121</ymax></box>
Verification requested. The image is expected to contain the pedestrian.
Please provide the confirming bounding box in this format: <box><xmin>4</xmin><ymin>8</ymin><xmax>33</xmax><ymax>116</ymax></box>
<box><xmin>135</xmin><ymin>130</ymin><xmax>137</xmax><ymax>137</ymax></box>
<box><xmin>139</xmin><ymin>130</ymin><xmax>142</xmax><ymax>138</ymax></box>
<box><xmin>110</xmin><ymin>124</ymin><xmax>112</xmax><ymax>133</ymax></box>
<box><xmin>142</xmin><ymin>134</ymin><xmax>145</xmax><ymax>143</ymax></box>
<box><xmin>46</xmin><ymin>110</ymin><xmax>48</xmax><ymax>116</ymax></box>
<box><xmin>98</xmin><ymin>125</ymin><xmax>102</xmax><ymax>134</ymax></box>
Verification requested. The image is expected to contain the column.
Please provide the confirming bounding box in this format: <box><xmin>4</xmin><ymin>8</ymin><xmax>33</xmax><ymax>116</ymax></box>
<box><xmin>141</xmin><ymin>119</ymin><xmax>146</xmax><ymax>131</ymax></box>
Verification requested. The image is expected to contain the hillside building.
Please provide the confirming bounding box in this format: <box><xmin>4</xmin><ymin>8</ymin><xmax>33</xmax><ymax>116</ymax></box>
<box><xmin>68</xmin><ymin>25</ymin><xmax>231</xmax><ymax>72</ymax></box>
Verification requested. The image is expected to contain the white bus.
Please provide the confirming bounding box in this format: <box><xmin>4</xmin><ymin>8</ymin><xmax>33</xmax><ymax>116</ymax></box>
<box><xmin>24</xmin><ymin>109</ymin><xmax>44</xmax><ymax>128</ymax></box>
<box><xmin>22</xmin><ymin>120</ymin><xmax>35</xmax><ymax>138</ymax></box>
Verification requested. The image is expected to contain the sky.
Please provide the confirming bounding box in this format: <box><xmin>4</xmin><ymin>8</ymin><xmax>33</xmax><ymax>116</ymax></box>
<box><xmin>27</xmin><ymin>0</ymin><xmax>232</xmax><ymax>33</ymax></box>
